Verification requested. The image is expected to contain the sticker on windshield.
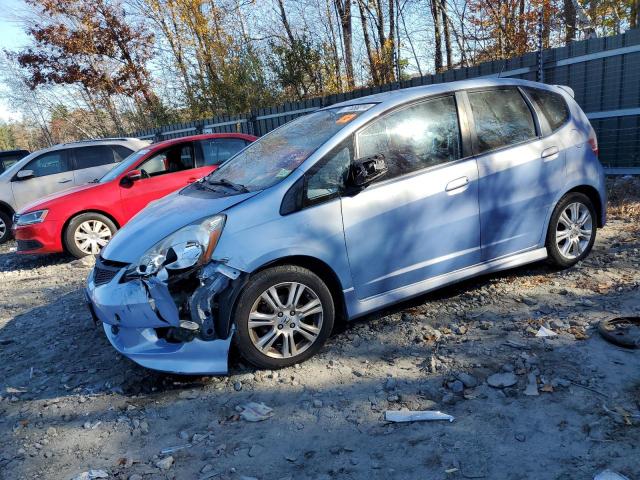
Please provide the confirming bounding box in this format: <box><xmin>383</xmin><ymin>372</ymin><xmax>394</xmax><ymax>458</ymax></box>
<box><xmin>336</xmin><ymin>104</ymin><xmax>375</xmax><ymax>113</ymax></box>
<box><xmin>275</xmin><ymin>168</ymin><xmax>291</xmax><ymax>178</ymax></box>
<box><xmin>336</xmin><ymin>113</ymin><xmax>357</xmax><ymax>124</ymax></box>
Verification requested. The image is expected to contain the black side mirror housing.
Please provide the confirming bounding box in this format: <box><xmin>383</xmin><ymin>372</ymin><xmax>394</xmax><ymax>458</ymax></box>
<box><xmin>349</xmin><ymin>154</ymin><xmax>388</xmax><ymax>188</ymax></box>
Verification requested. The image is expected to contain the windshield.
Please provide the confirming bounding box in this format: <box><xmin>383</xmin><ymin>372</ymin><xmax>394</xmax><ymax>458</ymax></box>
<box><xmin>99</xmin><ymin>148</ymin><xmax>150</xmax><ymax>183</ymax></box>
<box><xmin>204</xmin><ymin>106</ymin><xmax>371</xmax><ymax>192</ymax></box>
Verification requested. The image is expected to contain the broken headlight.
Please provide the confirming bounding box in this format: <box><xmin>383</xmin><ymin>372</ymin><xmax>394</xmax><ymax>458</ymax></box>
<box><xmin>132</xmin><ymin>215</ymin><xmax>226</xmax><ymax>276</ymax></box>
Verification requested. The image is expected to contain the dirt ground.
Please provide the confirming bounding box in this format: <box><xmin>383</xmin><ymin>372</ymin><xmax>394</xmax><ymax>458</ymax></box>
<box><xmin>1</xmin><ymin>178</ymin><xmax>639</xmax><ymax>480</ymax></box>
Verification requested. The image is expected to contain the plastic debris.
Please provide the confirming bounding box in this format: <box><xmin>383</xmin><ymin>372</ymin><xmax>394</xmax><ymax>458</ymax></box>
<box><xmin>72</xmin><ymin>470</ymin><xmax>109</xmax><ymax>480</ymax></box>
<box><xmin>535</xmin><ymin>326</ymin><xmax>557</xmax><ymax>337</ymax></box>
<box><xmin>160</xmin><ymin>444</ymin><xmax>192</xmax><ymax>455</ymax></box>
<box><xmin>238</xmin><ymin>402</ymin><xmax>273</xmax><ymax>422</ymax></box>
<box><xmin>384</xmin><ymin>410</ymin><xmax>454</xmax><ymax>423</ymax></box>
<box><xmin>593</xmin><ymin>470</ymin><xmax>631</xmax><ymax>480</ymax></box>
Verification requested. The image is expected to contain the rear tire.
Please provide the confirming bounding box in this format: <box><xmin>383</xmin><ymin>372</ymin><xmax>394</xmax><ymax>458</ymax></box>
<box><xmin>546</xmin><ymin>192</ymin><xmax>597</xmax><ymax>268</ymax></box>
<box><xmin>233</xmin><ymin>265</ymin><xmax>335</xmax><ymax>369</ymax></box>
<box><xmin>0</xmin><ymin>210</ymin><xmax>11</xmax><ymax>244</ymax></box>
<box><xmin>64</xmin><ymin>213</ymin><xmax>117</xmax><ymax>258</ymax></box>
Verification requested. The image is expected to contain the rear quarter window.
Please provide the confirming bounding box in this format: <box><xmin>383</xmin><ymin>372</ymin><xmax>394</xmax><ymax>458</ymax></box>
<box><xmin>73</xmin><ymin>146</ymin><xmax>117</xmax><ymax>169</ymax></box>
<box><xmin>524</xmin><ymin>87</ymin><xmax>570</xmax><ymax>133</ymax></box>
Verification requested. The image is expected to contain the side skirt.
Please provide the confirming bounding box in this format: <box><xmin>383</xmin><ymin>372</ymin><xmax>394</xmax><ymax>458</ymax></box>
<box><xmin>345</xmin><ymin>247</ymin><xmax>548</xmax><ymax>319</ymax></box>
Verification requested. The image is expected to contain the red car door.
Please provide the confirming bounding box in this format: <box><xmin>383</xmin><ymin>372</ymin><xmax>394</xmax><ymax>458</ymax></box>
<box><xmin>119</xmin><ymin>142</ymin><xmax>212</xmax><ymax>222</ymax></box>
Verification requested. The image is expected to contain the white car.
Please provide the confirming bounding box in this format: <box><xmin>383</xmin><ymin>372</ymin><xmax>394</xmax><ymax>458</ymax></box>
<box><xmin>0</xmin><ymin>138</ymin><xmax>150</xmax><ymax>243</ymax></box>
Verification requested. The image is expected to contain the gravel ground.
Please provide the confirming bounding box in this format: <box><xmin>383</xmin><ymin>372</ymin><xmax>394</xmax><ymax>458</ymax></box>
<box><xmin>1</xmin><ymin>180</ymin><xmax>639</xmax><ymax>480</ymax></box>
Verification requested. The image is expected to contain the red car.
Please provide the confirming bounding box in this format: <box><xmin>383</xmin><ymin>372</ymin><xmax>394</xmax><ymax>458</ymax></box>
<box><xmin>13</xmin><ymin>133</ymin><xmax>256</xmax><ymax>258</ymax></box>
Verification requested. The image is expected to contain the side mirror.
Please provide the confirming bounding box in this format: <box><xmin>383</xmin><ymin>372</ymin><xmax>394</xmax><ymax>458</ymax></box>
<box><xmin>16</xmin><ymin>169</ymin><xmax>35</xmax><ymax>181</ymax></box>
<box><xmin>120</xmin><ymin>169</ymin><xmax>142</xmax><ymax>187</ymax></box>
<box><xmin>348</xmin><ymin>154</ymin><xmax>388</xmax><ymax>188</ymax></box>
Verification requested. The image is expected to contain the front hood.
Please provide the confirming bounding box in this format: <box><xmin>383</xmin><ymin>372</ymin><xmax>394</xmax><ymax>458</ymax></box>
<box><xmin>101</xmin><ymin>189</ymin><xmax>259</xmax><ymax>263</ymax></box>
<box><xmin>19</xmin><ymin>183</ymin><xmax>103</xmax><ymax>213</ymax></box>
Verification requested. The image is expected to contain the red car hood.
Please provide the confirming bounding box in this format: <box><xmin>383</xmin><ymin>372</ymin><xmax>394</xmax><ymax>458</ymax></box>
<box><xmin>18</xmin><ymin>182</ymin><xmax>105</xmax><ymax>214</ymax></box>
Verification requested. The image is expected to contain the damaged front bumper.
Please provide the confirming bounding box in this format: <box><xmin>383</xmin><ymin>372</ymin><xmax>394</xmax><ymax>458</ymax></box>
<box><xmin>85</xmin><ymin>258</ymin><xmax>245</xmax><ymax>375</ymax></box>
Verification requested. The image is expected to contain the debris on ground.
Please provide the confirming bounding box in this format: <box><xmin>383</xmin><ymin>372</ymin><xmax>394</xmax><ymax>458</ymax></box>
<box><xmin>593</xmin><ymin>470</ymin><xmax>631</xmax><ymax>480</ymax></box>
<box><xmin>384</xmin><ymin>410</ymin><xmax>454</xmax><ymax>423</ymax></box>
<box><xmin>71</xmin><ymin>470</ymin><xmax>109</xmax><ymax>480</ymax></box>
<box><xmin>237</xmin><ymin>402</ymin><xmax>273</xmax><ymax>422</ymax></box>
<box><xmin>486</xmin><ymin>372</ymin><xmax>518</xmax><ymax>388</ymax></box>
<box><xmin>535</xmin><ymin>326</ymin><xmax>557</xmax><ymax>337</ymax></box>
<box><xmin>598</xmin><ymin>317</ymin><xmax>640</xmax><ymax>348</ymax></box>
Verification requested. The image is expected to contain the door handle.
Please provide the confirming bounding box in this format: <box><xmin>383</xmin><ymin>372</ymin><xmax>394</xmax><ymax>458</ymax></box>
<box><xmin>445</xmin><ymin>176</ymin><xmax>469</xmax><ymax>192</ymax></box>
<box><xmin>58</xmin><ymin>178</ymin><xmax>72</xmax><ymax>184</ymax></box>
<box><xmin>541</xmin><ymin>146</ymin><xmax>559</xmax><ymax>161</ymax></box>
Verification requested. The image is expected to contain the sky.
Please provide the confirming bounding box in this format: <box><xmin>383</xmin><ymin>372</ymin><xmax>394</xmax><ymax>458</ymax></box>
<box><xmin>0</xmin><ymin>0</ymin><xmax>30</xmax><ymax>122</ymax></box>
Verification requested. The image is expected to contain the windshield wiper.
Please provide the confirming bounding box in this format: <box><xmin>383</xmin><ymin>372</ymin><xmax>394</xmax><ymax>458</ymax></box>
<box><xmin>207</xmin><ymin>178</ymin><xmax>249</xmax><ymax>193</ymax></box>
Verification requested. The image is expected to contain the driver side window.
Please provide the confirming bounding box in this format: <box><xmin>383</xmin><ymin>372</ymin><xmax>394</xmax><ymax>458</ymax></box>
<box><xmin>138</xmin><ymin>143</ymin><xmax>194</xmax><ymax>178</ymax></box>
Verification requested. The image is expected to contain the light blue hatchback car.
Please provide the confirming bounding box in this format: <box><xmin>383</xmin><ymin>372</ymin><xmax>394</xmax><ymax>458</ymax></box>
<box><xmin>86</xmin><ymin>78</ymin><xmax>606</xmax><ymax>374</ymax></box>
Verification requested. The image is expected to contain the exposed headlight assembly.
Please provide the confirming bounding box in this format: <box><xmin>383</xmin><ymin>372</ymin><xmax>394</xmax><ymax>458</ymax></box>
<box><xmin>15</xmin><ymin>209</ymin><xmax>48</xmax><ymax>226</ymax></box>
<box><xmin>134</xmin><ymin>215</ymin><xmax>226</xmax><ymax>276</ymax></box>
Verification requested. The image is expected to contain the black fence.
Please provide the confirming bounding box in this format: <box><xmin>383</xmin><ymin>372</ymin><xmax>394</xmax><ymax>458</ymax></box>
<box><xmin>130</xmin><ymin>29</ymin><xmax>640</xmax><ymax>172</ymax></box>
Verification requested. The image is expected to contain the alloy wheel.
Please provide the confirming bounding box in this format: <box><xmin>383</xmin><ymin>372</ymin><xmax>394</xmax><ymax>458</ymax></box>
<box><xmin>0</xmin><ymin>217</ymin><xmax>6</xmax><ymax>239</ymax></box>
<box><xmin>555</xmin><ymin>201</ymin><xmax>593</xmax><ymax>260</ymax></box>
<box><xmin>74</xmin><ymin>220</ymin><xmax>112</xmax><ymax>255</ymax></box>
<box><xmin>248</xmin><ymin>281</ymin><xmax>324</xmax><ymax>359</ymax></box>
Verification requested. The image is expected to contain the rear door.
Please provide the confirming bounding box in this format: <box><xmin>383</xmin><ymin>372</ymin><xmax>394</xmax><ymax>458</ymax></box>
<box><xmin>11</xmin><ymin>150</ymin><xmax>75</xmax><ymax>210</ymax></box>
<box><xmin>72</xmin><ymin>145</ymin><xmax>130</xmax><ymax>185</ymax></box>
<box><xmin>468</xmin><ymin>87</ymin><xmax>566</xmax><ymax>260</ymax></box>
<box><xmin>341</xmin><ymin>93</ymin><xmax>482</xmax><ymax>300</ymax></box>
<box><xmin>119</xmin><ymin>142</ymin><xmax>199</xmax><ymax>221</ymax></box>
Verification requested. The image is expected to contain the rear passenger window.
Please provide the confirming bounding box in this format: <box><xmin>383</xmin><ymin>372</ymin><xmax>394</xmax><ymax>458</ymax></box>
<box><xmin>357</xmin><ymin>95</ymin><xmax>461</xmax><ymax>180</ymax></box>
<box><xmin>24</xmin><ymin>151</ymin><xmax>72</xmax><ymax>177</ymax></box>
<box><xmin>74</xmin><ymin>146</ymin><xmax>117</xmax><ymax>169</ymax></box>
<box><xmin>468</xmin><ymin>88</ymin><xmax>537</xmax><ymax>154</ymax></box>
<box><xmin>199</xmin><ymin>138</ymin><xmax>247</xmax><ymax>166</ymax></box>
<box><xmin>112</xmin><ymin>145</ymin><xmax>134</xmax><ymax>162</ymax></box>
<box><xmin>524</xmin><ymin>87</ymin><xmax>569</xmax><ymax>132</ymax></box>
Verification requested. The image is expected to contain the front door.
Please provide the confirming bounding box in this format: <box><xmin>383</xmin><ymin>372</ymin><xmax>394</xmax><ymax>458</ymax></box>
<box><xmin>119</xmin><ymin>142</ymin><xmax>205</xmax><ymax>221</ymax></box>
<box><xmin>341</xmin><ymin>94</ymin><xmax>481</xmax><ymax>300</ymax></box>
<box><xmin>11</xmin><ymin>150</ymin><xmax>74</xmax><ymax>210</ymax></box>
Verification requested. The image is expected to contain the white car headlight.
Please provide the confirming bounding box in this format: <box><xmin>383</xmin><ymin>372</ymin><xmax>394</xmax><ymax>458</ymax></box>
<box><xmin>134</xmin><ymin>215</ymin><xmax>226</xmax><ymax>276</ymax></box>
<box><xmin>15</xmin><ymin>209</ymin><xmax>48</xmax><ymax>226</ymax></box>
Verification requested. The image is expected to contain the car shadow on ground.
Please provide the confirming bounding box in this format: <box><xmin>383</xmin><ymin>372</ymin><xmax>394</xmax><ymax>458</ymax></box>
<box><xmin>0</xmin><ymin>241</ymin><xmax>76</xmax><ymax>273</ymax></box>
<box><xmin>0</xmin><ymin>257</ymin><xmax>604</xmax><ymax>405</ymax></box>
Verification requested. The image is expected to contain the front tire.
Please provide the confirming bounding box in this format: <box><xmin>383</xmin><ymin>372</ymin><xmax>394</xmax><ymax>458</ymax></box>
<box><xmin>233</xmin><ymin>265</ymin><xmax>335</xmax><ymax>369</ymax></box>
<box><xmin>64</xmin><ymin>213</ymin><xmax>117</xmax><ymax>258</ymax></box>
<box><xmin>546</xmin><ymin>192</ymin><xmax>597</xmax><ymax>268</ymax></box>
<box><xmin>0</xmin><ymin>210</ymin><xmax>12</xmax><ymax>244</ymax></box>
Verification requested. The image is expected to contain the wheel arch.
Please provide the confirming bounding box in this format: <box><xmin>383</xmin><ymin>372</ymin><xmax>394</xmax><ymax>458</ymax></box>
<box><xmin>249</xmin><ymin>255</ymin><xmax>348</xmax><ymax>324</ymax></box>
<box><xmin>61</xmin><ymin>209</ymin><xmax>121</xmax><ymax>252</ymax></box>
<box><xmin>566</xmin><ymin>185</ymin><xmax>604</xmax><ymax>227</ymax></box>
<box><xmin>0</xmin><ymin>201</ymin><xmax>15</xmax><ymax>217</ymax></box>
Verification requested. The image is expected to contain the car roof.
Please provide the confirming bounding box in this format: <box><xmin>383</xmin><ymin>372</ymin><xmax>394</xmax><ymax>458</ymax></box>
<box><xmin>144</xmin><ymin>133</ymin><xmax>257</xmax><ymax>152</ymax></box>
<box><xmin>0</xmin><ymin>149</ymin><xmax>29</xmax><ymax>156</ymax></box>
<box><xmin>325</xmin><ymin>77</ymin><xmax>567</xmax><ymax>110</ymax></box>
